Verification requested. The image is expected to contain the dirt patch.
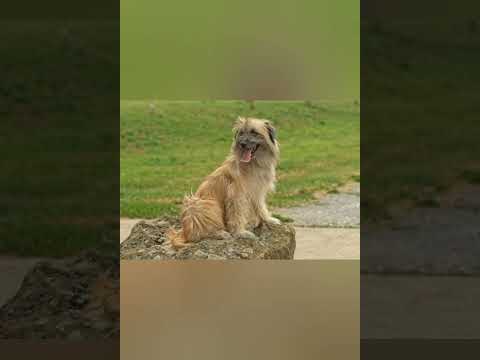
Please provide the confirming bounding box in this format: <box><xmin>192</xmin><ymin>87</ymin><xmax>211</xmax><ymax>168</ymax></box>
<box><xmin>437</xmin><ymin>182</ymin><xmax>480</xmax><ymax>210</ymax></box>
<box><xmin>337</xmin><ymin>182</ymin><xmax>360</xmax><ymax>194</ymax></box>
<box><xmin>381</xmin><ymin>183</ymin><xmax>480</xmax><ymax>222</ymax></box>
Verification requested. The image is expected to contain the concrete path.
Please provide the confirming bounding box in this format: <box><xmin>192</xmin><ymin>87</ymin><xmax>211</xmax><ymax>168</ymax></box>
<box><xmin>362</xmin><ymin>183</ymin><xmax>480</xmax><ymax>274</ymax></box>
<box><xmin>0</xmin><ymin>256</ymin><xmax>45</xmax><ymax>307</ymax></box>
<box><xmin>120</xmin><ymin>218</ymin><xmax>142</xmax><ymax>243</ymax></box>
<box><xmin>276</xmin><ymin>187</ymin><xmax>360</xmax><ymax>228</ymax></box>
<box><xmin>276</xmin><ymin>182</ymin><xmax>360</xmax><ymax>260</ymax></box>
<box><xmin>120</xmin><ymin>183</ymin><xmax>361</xmax><ymax>260</ymax></box>
<box><xmin>362</xmin><ymin>184</ymin><xmax>480</xmax><ymax>338</ymax></box>
<box><xmin>294</xmin><ymin>227</ymin><xmax>359</xmax><ymax>259</ymax></box>
<box><xmin>362</xmin><ymin>274</ymin><xmax>480</xmax><ymax>338</ymax></box>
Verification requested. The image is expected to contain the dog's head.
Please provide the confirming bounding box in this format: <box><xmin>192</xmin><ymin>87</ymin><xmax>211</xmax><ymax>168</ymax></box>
<box><xmin>232</xmin><ymin>117</ymin><xmax>279</xmax><ymax>165</ymax></box>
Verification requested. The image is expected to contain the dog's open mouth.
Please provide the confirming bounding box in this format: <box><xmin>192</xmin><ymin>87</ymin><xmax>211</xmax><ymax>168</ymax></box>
<box><xmin>240</xmin><ymin>145</ymin><xmax>259</xmax><ymax>163</ymax></box>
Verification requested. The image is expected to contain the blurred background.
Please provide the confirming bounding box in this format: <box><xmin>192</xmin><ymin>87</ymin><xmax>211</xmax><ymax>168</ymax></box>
<box><xmin>121</xmin><ymin>0</ymin><xmax>359</xmax><ymax>100</ymax></box>
<box><xmin>121</xmin><ymin>261</ymin><xmax>358</xmax><ymax>359</ymax></box>
<box><xmin>362</xmin><ymin>0</ymin><xmax>480</xmax><ymax>342</ymax></box>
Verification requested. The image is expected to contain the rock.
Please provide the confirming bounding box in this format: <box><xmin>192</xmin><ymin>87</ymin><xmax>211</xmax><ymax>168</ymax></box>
<box><xmin>0</xmin><ymin>250</ymin><xmax>119</xmax><ymax>339</ymax></box>
<box><xmin>35</xmin><ymin>318</ymin><xmax>49</xmax><ymax>326</ymax></box>
<box><xmin>103</xmin><ymin>294</ymin><xmax>120</xmax><ymax>319</ymax></box>
<box><xmin>120</xmin><ymin>218</ymin><xmax>296</xmax><ymax>260</ymax></box>
<box><xmin>126</xmin><ymin>219</ymin><xmax>170</xmax><ymax>245</ymax></box>
<box><xmin>67</xmin><ymin>330</ymin><xmax>83</xmax><ymax>341</ymax></box>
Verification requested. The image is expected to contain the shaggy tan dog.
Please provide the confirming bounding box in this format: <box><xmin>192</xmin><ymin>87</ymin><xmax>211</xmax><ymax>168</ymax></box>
<box><xmin>167</xmin><ymin>117</ymin><xmax>281</xmax><ymax>249</ymax></box>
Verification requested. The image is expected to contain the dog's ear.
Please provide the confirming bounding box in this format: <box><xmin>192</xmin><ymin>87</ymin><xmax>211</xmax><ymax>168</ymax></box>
<box><xmin>264</xmin><ymin>120</ymin><xmax>276</xmax><ymax>144</ymax></box>
<box><xmin>233</xmin><ymin>117</ymin><xmax>246</xmax><ymax>137</ymax></box>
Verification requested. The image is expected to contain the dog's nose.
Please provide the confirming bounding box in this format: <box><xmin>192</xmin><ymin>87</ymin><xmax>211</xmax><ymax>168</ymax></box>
<box><xmin>239</xmin><ymin>141</ymin><xmax>248</xmax><ymax>148</ymax></box>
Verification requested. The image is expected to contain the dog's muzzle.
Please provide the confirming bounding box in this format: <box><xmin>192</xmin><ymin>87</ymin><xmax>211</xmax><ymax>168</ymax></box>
<box><xmin>239</xmin><ymin>141</ymin><xmax>259</xmax><ymax>163</ymax></box>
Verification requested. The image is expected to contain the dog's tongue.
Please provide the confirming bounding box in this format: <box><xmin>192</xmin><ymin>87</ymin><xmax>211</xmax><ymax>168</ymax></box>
<box><xmin>240</xmin><ymin>149</ymin><xmax>252</xmax><ymax>162</ymax></box>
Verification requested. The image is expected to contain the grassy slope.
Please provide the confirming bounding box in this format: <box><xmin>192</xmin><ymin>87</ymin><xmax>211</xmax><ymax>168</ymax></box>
<box><xmin>362</xmin><ymin>17</ymin><xmax>480</xmax><ymax>219</ymax></box>
<box><xmin>121</xmin><ymin>100</ymin><xmax>360</xmax><ymax>218</ymax></box>
<box><xmin>0</xmin><ymin>21</ymin><xmax>118</xmax><ymax>256</ymax></box>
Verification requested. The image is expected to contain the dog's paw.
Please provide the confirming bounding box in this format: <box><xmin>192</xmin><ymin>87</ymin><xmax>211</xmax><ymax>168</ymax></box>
<box><xmin>212</xmin><ymin>230</ymin><xmax>233</xmax><ymax>240</ymax></box>
<box><xmin>265</xmin><ymin>217</ymin><xmax>281</xmax><ymax>225</ymax></box>
<box><xmin>234</xmin><ymin>230</ymin><xmax>257</xmax><ymax>240</ymax></box>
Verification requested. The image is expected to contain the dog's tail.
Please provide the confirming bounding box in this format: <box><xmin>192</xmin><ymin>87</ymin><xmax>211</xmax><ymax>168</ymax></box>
<box><xmin>167</xmin><ymin>194</ymin><xmax>223</xmax><ymax>249</ymax></box>
<box><xmin>166</xmin><ymin>228</ymin><xmax>188</xmax><ymax>249</ymax></box>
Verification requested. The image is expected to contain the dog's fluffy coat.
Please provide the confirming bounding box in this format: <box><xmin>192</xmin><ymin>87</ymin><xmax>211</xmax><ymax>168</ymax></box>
<box><xmin>167</xmin><ymin>117</ymin><xmax>280</xmax><ymax>248</ymax></box>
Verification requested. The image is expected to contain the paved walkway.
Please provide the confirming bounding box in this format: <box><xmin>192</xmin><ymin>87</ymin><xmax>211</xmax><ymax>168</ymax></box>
<box><xmin>362</xmin><ymin>274</ymin><xmax>480</xmax><ymax>338</ymax></box>
<box><xmin>276</xmin><ymin>182</ymin><xmax>360</xmax><ymax>260</ymax></box>
<box><xmin>293</xmin><ymin>227</ymin><xmax>359</xmax><ymax>259</ymax></box>
<box><xmin>120</xmin><ymin>183</ymin><xmax>361</xmax><ymax>260</ymax></box>
<box><xmin>120</xmin><ymin>218</ymin><xmax>142</xmax><ymax>243</ymax></box>
<box><xmin>362</xmin><ymin>184</ymin><xmax>480</xmax><ymax>338</ymax></box>
<box><xmin>0</xmin><ymin>256</ymin><xmax>46</xmax><ymax>307</ymax></box>
<box><xmin>362</xmin><ymin>183</ymin><xmax>480</xmax><ymax>274</ymax></box>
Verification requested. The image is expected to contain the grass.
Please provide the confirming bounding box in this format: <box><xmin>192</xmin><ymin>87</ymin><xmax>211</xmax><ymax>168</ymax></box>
<box><xmin>120</xmin><ymin>100</ymin><xmax>360</xmax><ymax>218</ymax></box>
<box><xmin>271</xmin><ymin>213</ymin><xmax>294</xmax><ymax>223</ymax></box>
<box><xmin>0</xmin><ymin>20</ymin><xmax>118</xmax><ymax>256</ymax></box>
<box><xmin>362</xmin><ymin>15</ymin><xmax>480</xmax><ymax>220</ymax></box>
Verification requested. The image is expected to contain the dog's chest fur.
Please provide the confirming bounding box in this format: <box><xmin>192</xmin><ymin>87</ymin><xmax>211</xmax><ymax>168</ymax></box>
<box><xmin>240</xmin><ymin>163</ymin><xmax>276</xmax><ymax>199</ymax></box>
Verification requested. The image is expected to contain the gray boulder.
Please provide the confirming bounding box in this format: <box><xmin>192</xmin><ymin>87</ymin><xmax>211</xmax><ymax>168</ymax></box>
<box><xmin>120</xmin><ymin>219</ymin><xmax>296</xmax><ymax>260</ymax></box>
<box><xmin>0</xmin><ymin>251</ymin><xmax>119</xmax><ymax>339</ymax></box>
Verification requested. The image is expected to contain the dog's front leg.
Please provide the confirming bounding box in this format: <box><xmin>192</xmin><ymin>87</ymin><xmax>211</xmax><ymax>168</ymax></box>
<box><xmin>225</xmin><ymin>192</ymin><xmax>256</xmax><ymax>240</ymax></box>
<box><xmin>255</xmin><ymin>197</ymin><xmax>281</xmax><ymax>226</ymax></box>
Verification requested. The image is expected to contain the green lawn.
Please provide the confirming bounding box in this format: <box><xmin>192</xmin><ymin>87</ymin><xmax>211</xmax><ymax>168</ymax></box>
<box><xmin>0</xmin><ymin>21</ymin><xmax>118</xmax><ymax>256</ymax></box>
<box><xmin>362</xmin><ymin>16</ymin><xmax>480</xmax><ymax>220</ymax></box>
<box><xmin>121</xmin><ymin>100</ymin><xmax>360</xmax><ymax>218</ymax></box>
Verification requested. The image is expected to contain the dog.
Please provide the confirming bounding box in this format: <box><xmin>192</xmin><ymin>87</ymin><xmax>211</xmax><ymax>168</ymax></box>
<box><xmin>167</xmin><ymin>117</ymin><xmax>281</xmax><ymax>249</ymax></box>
